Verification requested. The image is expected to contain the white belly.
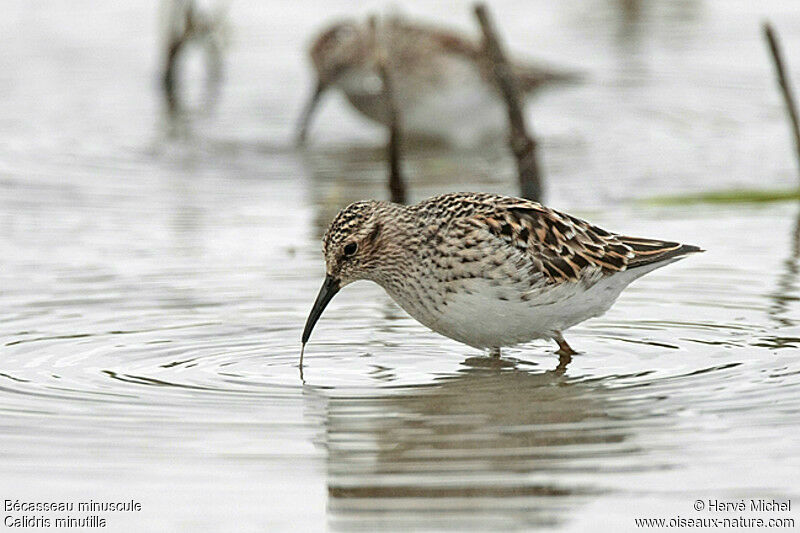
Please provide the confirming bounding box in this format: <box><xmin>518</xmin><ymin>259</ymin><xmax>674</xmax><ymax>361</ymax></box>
<box><xmin>339</xmin><ymin>56</ymin><xmax>509</xmax><ymax>146</ymax></box>
<box><xmin>399</xmin><ymin>78</ymin><xmax>507</xmax><ymax>146</ymax></box>
<box><xmin>389</xmin><ymin>263</ymin><xmax>669</xmax><ymax>349</ymax></box>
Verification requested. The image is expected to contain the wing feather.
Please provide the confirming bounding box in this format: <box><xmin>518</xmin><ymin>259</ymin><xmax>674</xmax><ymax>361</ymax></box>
<box><xmin>469</xmin><ymin>198</ymin><xmax>701</xmax><ymax>283</ymax></box>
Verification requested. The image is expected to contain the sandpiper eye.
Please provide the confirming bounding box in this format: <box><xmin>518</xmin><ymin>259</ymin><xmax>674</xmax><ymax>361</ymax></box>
<box><xmin>343</xmin><ymin>242</ymin><xmax>358</xmax><ymax>257</ymax></box>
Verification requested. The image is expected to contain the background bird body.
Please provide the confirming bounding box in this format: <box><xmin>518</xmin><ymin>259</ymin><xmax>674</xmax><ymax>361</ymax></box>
<box><xmin>299</xmin><ymin>16</ymin><xmax>579</xmax><ymax>144</ymax></box>
<box><xmin>339</xmin><ymin>52</ymin><xmax>508</xmax><ymax>145</ymax></box>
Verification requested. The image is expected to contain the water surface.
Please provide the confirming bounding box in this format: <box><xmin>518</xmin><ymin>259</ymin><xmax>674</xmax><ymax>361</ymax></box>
<box><xmin>1</xmin><ymin>1</ymin><xmax>800</xmax><ymax>531</ymax></box>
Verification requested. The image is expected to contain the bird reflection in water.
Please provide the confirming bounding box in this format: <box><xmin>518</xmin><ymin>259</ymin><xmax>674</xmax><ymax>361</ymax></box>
<box><xmin>312</xmin><ymin>355</ymin><xmax>635</xmax><ymax>530</ymax></box>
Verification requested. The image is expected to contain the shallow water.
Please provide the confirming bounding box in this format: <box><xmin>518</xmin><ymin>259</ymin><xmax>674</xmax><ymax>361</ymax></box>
<box><xmin>2</xmin><ymin>0</ymin><xmax>800</xmax><ymax>531</ymax></box>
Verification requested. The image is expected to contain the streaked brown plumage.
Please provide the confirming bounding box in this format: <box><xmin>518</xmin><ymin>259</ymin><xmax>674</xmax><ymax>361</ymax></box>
<box><xmin>302</xmin><ymin>193</ymin><xmax>702</xmax><ymax>363</ymax></box>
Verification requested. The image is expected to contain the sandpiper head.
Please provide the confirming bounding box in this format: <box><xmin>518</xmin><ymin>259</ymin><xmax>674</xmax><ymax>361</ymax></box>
<box><xmin>322</xmin><ymin>200</ymin><xmax>390</xmax><ymax>285</ymax></box>
<box><xmin>302</xmin><ymin>200</ymin><xmax>388</xmax><ymax>348</ymax></box>
<box><xmin>297</xmin><ymin>20</ymin><xmax>371</xmax><ymax>143</ymax></box>
<box><xmin>310</xmin><ymin>20</ymin><xmax>369</xmax><ymax>87</ymax></box>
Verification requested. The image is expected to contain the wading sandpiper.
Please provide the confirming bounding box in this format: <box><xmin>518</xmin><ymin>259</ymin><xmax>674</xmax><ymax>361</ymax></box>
<box><xmin>301</xmin><ymin>192</ymin><xmax>702</xmax><ymax>365</ymax></box>
<box><xmin>297</xmin><ymin>16</ymin><xmax>580</xmax><ymax>145</ymax></box>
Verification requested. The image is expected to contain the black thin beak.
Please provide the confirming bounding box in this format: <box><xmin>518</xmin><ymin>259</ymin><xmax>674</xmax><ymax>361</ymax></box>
<box><xmin>300</xmin><ymin>274</ymin><xmax>340</xmax><ymax>366</ymax></box>
<box><xmin>296</xmin><ymin>79</ymin><xmax>327</xmax><ymax>145</ymax></box>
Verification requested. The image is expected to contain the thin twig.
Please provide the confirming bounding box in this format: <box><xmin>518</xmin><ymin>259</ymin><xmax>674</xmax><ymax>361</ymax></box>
<box><xmin>474</xmin><ymin>3</ymin><xmax>542</xmax><ymax>201</ymax></box>
<box><xmin>764</xmin><ymin>22</ymin><xmax>800</xmax><ymax>181</ymax></box>
<box><xmin>163</xmin><ymin>39</ymin><xmax>181</xmax><ymax>114</ymax></box>
<box><xmin>374</xmin><ymin>20</ymin><xmax>407</xmax><ymax>204</ymax></box>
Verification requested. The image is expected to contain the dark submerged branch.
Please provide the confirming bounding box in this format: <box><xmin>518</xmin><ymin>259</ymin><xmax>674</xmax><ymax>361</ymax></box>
<box><xmin>764</xmin><ymin>22</ymin><xmax>800</xmax><ymax>181</ymax></box>
<box><xmin>474</xmin><ymin>3</ymin><xmax>543</xmax><ymax>202</ymax></box>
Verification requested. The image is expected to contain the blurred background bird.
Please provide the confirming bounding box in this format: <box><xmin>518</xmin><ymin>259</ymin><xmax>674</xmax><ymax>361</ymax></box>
<box><xmin>297</xmin><ymin>15</ymin><xmax>581</xmax><ymax>146</ymax></box>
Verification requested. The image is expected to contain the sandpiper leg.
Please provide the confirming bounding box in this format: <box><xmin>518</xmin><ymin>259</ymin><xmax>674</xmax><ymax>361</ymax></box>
<box><xmin>553</xmin><ymin>332</ymin><xmax>577</xmax><ymax>356</ymax></box>
<box><xmin>489</xmin><ymin>347</ymin><xmax>501</xmax><ymax>358</ymax></box>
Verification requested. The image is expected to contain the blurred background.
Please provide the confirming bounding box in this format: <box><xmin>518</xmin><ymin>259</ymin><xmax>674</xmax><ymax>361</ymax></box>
<box><xmin>1</xmin><ymin>1</ymin><xmax>799</xmax><ymax>531</ymax></box>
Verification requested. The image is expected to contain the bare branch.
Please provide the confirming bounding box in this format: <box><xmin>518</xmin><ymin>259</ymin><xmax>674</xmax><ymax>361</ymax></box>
<box><xmin>764</xmin><ymin>22</ymin><xmax>800</xmax><ymax>181</ymax></box>
<box><xmin>375</xmin><ymin>21</ymin><xmax>408</xmax><ymax>204</ymax></box>
<box><xmin>474</xmin><ymin>3</ymin><xmax>543</xmax><ymax>201</ymax></box>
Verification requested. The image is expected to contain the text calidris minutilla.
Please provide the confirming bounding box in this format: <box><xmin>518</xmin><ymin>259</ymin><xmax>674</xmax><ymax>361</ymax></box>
<box><xmin>297</xmin><ymin>16</ymin><xmax>579</xmax><ymax>145</ymax></box>
<box><xmin>301</xmin><ymin>192</ymin><xmax>702</xmax><ymax>364</ymax></box>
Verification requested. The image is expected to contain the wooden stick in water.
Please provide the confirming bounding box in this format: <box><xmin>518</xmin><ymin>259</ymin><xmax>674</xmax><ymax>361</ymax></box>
<box><xmin>374</xmin><ymin>19</ymin><xmax>408</xmax><ymax>205</ymax></box>
<box><xmin>764</xmin><ymin>22</ymin><xmax>800</xmax><ymax>181</ymax></box>
<box><xmin>474</xmin><ymin>3</ymin><xmax>543</xmax><ymax>202</ymax></box>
